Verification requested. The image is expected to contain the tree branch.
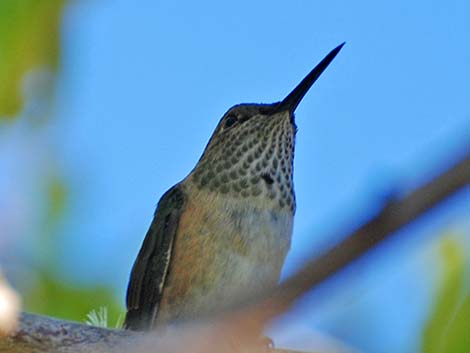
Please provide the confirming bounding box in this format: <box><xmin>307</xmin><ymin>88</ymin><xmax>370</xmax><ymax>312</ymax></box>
<box><xmin>0</xmin><ymin>313</ymin><xmax>309</xmax><ymax>353</ymax></box>
<box><xmin>0</xmin><ymin>312</ymin><xmax>138</xmax><ymax>353</ymax></box>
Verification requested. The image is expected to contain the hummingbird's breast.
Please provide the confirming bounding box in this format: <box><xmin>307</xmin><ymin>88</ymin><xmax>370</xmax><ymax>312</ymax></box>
<box><xmin>156</xmin><ymin>184</ymin><xmax>293</xmax><ymax>324</ymax></box>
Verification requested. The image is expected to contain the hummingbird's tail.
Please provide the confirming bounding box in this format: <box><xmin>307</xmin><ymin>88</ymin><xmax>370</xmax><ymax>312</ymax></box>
<box><xmin>123</xmin><ymin>308</ymin><xmax>153</xmax><ymax>331</ymax></box>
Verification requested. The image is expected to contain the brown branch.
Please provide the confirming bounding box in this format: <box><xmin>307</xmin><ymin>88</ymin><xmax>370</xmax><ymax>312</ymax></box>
<box><xmin>0</xmin><ymin>312</ymin><xmax>138</xmax><ymax>353</ymax></box>
<box><xmin>1</xmin><ymin>153</ymin><xmax>468</xmax><ymax>353</ymax></box>
<box><xmin>0</xmin><ymin>313</ymin><xmax>308</xmax><ymax>353</ymax></box>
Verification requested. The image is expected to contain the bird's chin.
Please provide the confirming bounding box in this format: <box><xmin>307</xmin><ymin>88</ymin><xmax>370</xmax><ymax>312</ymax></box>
<box><xmin>290</xmin><ymin>113</ymin><xmax>297</xmax><ymax>130</ymax></box>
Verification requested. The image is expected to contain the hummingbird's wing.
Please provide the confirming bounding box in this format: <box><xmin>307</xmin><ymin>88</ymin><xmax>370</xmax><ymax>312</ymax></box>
<box><xmin>124</xmin><ymin>184</ymin><xmax>186</xmax><ymax>330</ymax></box>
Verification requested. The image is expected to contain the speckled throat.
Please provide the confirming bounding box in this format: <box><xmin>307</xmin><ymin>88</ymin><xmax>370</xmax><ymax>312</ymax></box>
<box><xmin>190</xmin><ymin>106</ymin><xmax>296</xmax><ymax>212</ymax></box>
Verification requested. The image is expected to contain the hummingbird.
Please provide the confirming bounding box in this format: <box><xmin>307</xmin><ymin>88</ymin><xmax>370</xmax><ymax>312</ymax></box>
<box><xmin>124</xmin><ymin>43</ymin><xmax>344</xmax><ymax>331</ymax></box>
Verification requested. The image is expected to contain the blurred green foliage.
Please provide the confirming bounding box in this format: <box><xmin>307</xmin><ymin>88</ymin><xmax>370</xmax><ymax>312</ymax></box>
<box><xmin>0</xmin><ymin>0</ymin><xmax>65</xmax><ymax>119</ymax></box>
<box><xmin>23</xmin><ymin>269</ymin><xmax>124</xmax><ymax>328</ymax></box>
<box><xmin>0</xmin><ymin>0</ymin><xmax>126</xmax><ymax>327</ymax></box>
<box><xmin>46</xmin><ymin>175</ymin><xmax>68</xmax><ymax>221</ymax></box>
<box><xmin>422</xmin><ymin>234</ymin><xmax>469</xmax><ymax>353</ymax></box>
<box><xmin>42</xmin><ymin>174</ymin><xmax>68</xmax><ymax>248</ymax></box>
<box><xmin>22</xmin><ymin>172</ymin><xmax>126</xmax><ymax>325</ymax></box>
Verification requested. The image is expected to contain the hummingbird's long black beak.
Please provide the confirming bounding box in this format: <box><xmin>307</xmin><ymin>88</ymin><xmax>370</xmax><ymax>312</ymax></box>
<box><xmin>278</xmin><ymin>42</ymin><xmax>345</xmax><ymax>113</ymax></box>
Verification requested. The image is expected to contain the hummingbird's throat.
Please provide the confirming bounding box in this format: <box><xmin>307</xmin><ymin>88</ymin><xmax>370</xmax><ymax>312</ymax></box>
<box><xmin>190</xmin><ymin>114</ymin><xmax>296</xmax><ymax>212</ymax></box>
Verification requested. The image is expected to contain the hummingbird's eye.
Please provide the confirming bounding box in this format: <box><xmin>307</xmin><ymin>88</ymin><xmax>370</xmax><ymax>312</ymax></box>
<box><xmin>224</xmin><ymin>114</ymin><xmax>238</xmax><ymax>128</ymax></box>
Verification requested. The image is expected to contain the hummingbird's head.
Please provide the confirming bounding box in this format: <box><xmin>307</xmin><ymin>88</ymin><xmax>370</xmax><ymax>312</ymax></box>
<box><xmin>190</xmin><ymin>43</ymin><xmax>344</xmax><ymax>212</ymax></box>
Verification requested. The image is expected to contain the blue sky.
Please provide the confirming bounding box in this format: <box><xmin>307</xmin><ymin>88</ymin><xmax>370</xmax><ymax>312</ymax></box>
<box><xmin>1</xmin><ymin>0</ymin><xmax>469</xmax><ymax>352</ymax></box>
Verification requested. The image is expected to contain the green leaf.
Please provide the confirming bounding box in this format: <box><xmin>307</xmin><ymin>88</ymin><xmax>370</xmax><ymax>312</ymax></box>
<box><xmin>439</xmin><ymin>295</ymin><xmax>470</xmax><ymax>353</ymax></box>
<box><xmin>0</xmin><ymin>0</ymin><xmax>65</xmax><ymax>119</ymax></box>
<box><xmin>422</xmin><ymin>234</ymin><xmax>469</xmax><ymax>353</ymax></box>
